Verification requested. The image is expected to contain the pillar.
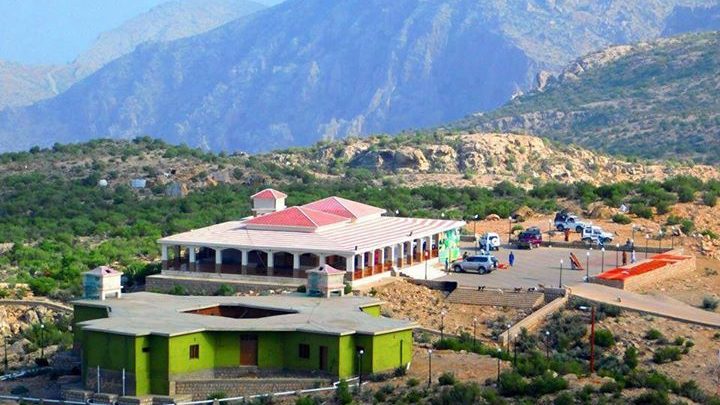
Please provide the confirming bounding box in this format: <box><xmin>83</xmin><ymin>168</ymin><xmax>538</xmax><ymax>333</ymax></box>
<box><xmin>267</xmin><ymin>252</ymin><xmax>274</xmax><ymax>276</ymax></box>
<box><xmin>161</xmin><ymin>245</ymin><xmax>168</xmax><ymax>270</ymax></box>
<box><xmin>188</xmin><ymin>247</ymin><xmax>196</xmax><ymax>272</ymax></box>
<box><xmin>292</xmin><ymin>253</ymin><xmax>301</xmax><ymax>279</ymax></box>
<box><xmin>426</xmin><ymin>236</ymin><xmax>433</xmax><ymax>258</ymax></box>
<box><xmin>319</xmin><ymin>255</ymin><xmax>326</xmax><ymax>266</ymax></box>
<box><xmin>369</xmin><ymin>250</ymin><xmax>375</xmax><ymax>271</ymax></box>
<box><xmin>380</xmin><ymin>248</ymin><xmax>385</xmax><ymax>269</ymax></box>
<box><xmin>174</xmin><ymin>245</ymin><xmax>181</xmax><ymax>269</ymax></box>
<box><xmin>359</xmin><ymin>253</ymin><xmax>365</xmax><ymax>269</ymax></box>
<box><xmin>347</xmin><ymin>255</ymin><xmax>355</xmax><ymax>273</ymax></box>
<box><xmin>241</xmin><ymin>250</ymin><xmax>248</xmax><ymax>275</ymax></box>
<box><xmin>399</xmin><ymin>243</ymin><xmax>405</xmax><ymax>267</ymax></box>
<box><xmin>215</xmin><ymin>249</ymin><xmax>223</xmax><ymax>273</ymax></box>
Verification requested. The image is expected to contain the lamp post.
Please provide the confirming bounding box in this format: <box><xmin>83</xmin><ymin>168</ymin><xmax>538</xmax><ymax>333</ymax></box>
<box><xmin>40</xmin><ymin>323</ymin><xmax>45</xmax><ymax>360</ymax></box>
<box><xmin>631</xmin><ymin>225</ymin><xmax>636</xmax><ymax>241</ymax></box>
<box><xmin>424</xmin><ymin>249</ymin><xmax>429</xmax><ymax>280</ymax></box>
<box><xmin>659</xmin><ymin>230</ymin><xmax>664</xmax><ymax>251</ymax></box>
<box><xmin>472</xmin><ymin>317</ymin><xmax>478</xmax><ymax>350</ymax></box>
<box><xmin>601</xmin><ymin>247</ymin><xmax>605</xmax><ymax>272</ymax></box>
<box><xmin>671</xmin><ymin>227</ymin><xmax>676</xmax><ymax>249</ymax></box>
<box><xmin>559</xmin><ymin>259</ymin><xmax>564</xmax><ymax>288</ymax></box>
<box><xmin>615</xmin><ymin>243</ymin><xmax>620</xmax><ymax>267</ymax></box>
<box><xmin>496</xmin><ymin>348</ymin><xmax>502</xmax><ymax>382</ymax></box>
<box><xmin>440</xmin><ymin>310</ymin><xmax>447</xmax><ymax>340</ymax></box>
<box><xmin>427</xmin><ymin>349</ymin><xmax>433</xmax><ymax>388</ymax></box>
<box><xmin>548</xmin><ymin>220</ymin><xmax>553</xmax><ymax>245</ymax></box>
<box><xmin>513</xmin><ymin>334</ymin><xmax>518</xmax><ymax>367</ymax></box>
<box><xmin>473</xmin><ymin>214</ymin><xmax>479</xmax><ymax>237</ymax></box>
<box><xmin>585</xmin><ymin>251</ymin><xmax>590</xmax><ymax>281</ymax></box>
<box><xmin>508</xmin><ymin>217</ymin><xmax>513</xmax><ymax>245</ymax></box>
<box><xmin>645</xmin><ymin>234</ymin><xmax>650</xmax><ymax>258</ymax></box>
<box><xmin>3</xmin><ymin>335</ymin><xmax>7</xmax><ymax>374</ymax></box>
<box><xmin>505</xmin><ymin>323</ymin><xmax>512</xmax><ymax>352</ymax></box>
<box><xmin>357</xmin><ymin>349</ymin><xmax>364</xmax><ymax>392</ymax></box>
<box><xmin>544</xmin><ymin>331</ymin><xmax>550</xmax><ymax>360</ymax></box>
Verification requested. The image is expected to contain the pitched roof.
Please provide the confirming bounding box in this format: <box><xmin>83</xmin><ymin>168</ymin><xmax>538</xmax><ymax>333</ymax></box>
<box><xmin>85</xmin><ymin>266</ymin><xmax>121</xmax><ymax>277</ymax></box>
<box><xmin>251</xmin><ymin>188</ymin><xmax>287</xmax><ymax>200</ymax></box>
<box><xmin>318</xmin><ymin>265</ymin><xmax>345</xmax><ymax>275</ymax></box>
<box><xmin>303</xmin><ymin>196</ymin><xmax>385</xmax><ymax>219</ymax></box>
<box><xmin>244</xmin><ymin>206</ymin><xmax>348</xmax><ymax>230</ymax></box>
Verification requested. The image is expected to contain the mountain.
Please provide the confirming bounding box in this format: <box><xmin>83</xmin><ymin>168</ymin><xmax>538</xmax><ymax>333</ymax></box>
<box><xmin>0</xmin><ymin>0</ymin><xmax>718</xmax><ymax>153</ymax></box>
<box><xmin>663</xmin><ymin>3</ymin><xmax>720</xmax><ymax>35</ymax></box>
<box><xmin>453</xmin><ymin>32</ymin><xmax>720</xmax><ymax>163</ymax></box>
<box><xmin>0</xmin><ymin>0</ymin><xmax>265</xmax><ymax>110</ymax></box>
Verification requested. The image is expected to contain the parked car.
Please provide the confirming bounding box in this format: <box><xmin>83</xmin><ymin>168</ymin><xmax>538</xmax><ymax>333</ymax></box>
<box><xmin>516</xmin><ymin>227</ymin><xmax>542</xmax><ymax>249</ymax></box>
<box><xmin>554</xmin><ymin>214</ymin><xmax>591</xmax><ymax>232</ymax></box>
<box><xmin>478</xmin><ymin>232</ymin><xmax>501</xmax><ymax>251</ymax></box>
<box><xmin>581</xmin><ymin>226</ymin><xmax>614</xmax><ymax>245</ymax></box>
<box><xmin>452</xmin><ymin>254</ymin><xmax>498</xmax><ymax>274</ymax></box>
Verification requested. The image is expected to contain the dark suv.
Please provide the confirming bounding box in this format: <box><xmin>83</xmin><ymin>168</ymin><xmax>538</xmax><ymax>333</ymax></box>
<box><xmin>516</xmin><ymin>227</ymin><xmax>542</xmax><ymax>249</ymax></box>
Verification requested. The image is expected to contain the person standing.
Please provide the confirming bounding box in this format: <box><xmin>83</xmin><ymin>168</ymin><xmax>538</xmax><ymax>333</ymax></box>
<box><xmin>509</xmin><ymin>251</ymin><xmax>515</xmax><ymax>267</ymax></box>
<box><xmin>631</xmin><ymin>250</ymin><xmax>637</xmax><ymax>264</ymax></box>
<box><xmin>622</xmin><ymin>250</ymin><xmax>628</xmax><ymax>266</ymax></box>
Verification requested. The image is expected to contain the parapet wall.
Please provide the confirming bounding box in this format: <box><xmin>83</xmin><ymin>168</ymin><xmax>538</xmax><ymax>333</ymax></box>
<box><xmin>590</xmin><ymin>250</ymin><xmax>695</xmax><ymax>291</ymax></box>
<box><xmin>173</xmin><ymin>378</ymin><xmax>331</xmax><ymax>400</ymax></box>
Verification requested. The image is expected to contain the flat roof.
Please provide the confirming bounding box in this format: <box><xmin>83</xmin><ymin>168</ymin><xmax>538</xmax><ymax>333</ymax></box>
<box><xmin>158</xmin><ymin>216</ymin><xmax>464</xmax><ymax>255</ymax></box>
<box><xmin>74</xmin><ymin>292</ymin><xmax>415</xmax><ymax>337</ymax></box>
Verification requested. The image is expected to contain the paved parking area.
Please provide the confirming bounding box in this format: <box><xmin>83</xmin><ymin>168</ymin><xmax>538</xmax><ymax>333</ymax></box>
<box><xmin>437</xmin><ymin>243</ymin><xmax>628</xmax><ymax>289</ymax></box>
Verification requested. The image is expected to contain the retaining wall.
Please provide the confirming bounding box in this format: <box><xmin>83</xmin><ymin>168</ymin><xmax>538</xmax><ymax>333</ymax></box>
<box><xmin>590</xmin><ymin>250</ymin><xmax>695</xmax><ymax>291</ymax></box>
<box><xmin>173</xmin><ymin>378</ymin><xmax>330</xmax><ymax>400</ymax></box>
<box><xmin>498</xmin><ymin>291</ymin><xmax>570</xmax><ymax>346</ymax></box>
<box><xmin>407</xmin><ymin>279</ymin><xmax>458</xmax><ymax>292</ymax></box>
<box><xmin>146</xmin><ymin>274</ymin><xmax>299</xmax><ymax>295</ymax></box>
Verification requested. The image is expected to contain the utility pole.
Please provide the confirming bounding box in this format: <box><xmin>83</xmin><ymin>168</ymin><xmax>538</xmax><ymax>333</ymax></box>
<box><xmin>559</xmin><ymin>259</ymin><xmax>564</xmax><ymax>288</ymax></box>
<box><xmin>472</xmin><ymin>317</ymin><xmax>478</xmax><ymax>350</ymax></box>
<box><xmin>585</xmin><ymin>251</ymin><xmax>590</xmax><ymax>281</ymax></box>
<box><xmin>427</xmin><ymin>349</ymin><xmax>433</xmax><ymax>388</ymax></box>
<box><xmin>590</xmin><ymin>306</ymin><xmax>596</xmax><ymax>374</ymax></box>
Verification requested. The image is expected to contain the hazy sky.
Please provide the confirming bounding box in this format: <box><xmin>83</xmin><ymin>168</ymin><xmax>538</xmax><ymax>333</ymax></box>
<box><xmin>0</xmin><ymin>0</ymin><xmax>283</xmax><ymax>65</ymax></box>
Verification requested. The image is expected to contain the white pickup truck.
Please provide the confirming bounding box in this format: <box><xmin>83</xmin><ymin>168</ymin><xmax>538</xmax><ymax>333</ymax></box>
<box><xmin>554</xmin><ymin>215</ymin><xmax>591</xmax><ymax>233</ymax></box>
<box><xmin>581</xmin><ymin>226</ymin><xmax>614</xmax><ymax>245</ymax></box>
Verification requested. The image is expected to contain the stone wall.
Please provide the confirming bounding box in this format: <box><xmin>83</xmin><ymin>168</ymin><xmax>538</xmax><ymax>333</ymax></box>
<box><xmin>146</xmin><ymin>274</ymin><xmax>300</xmax><ymax>295</ymax></box>
<box><xmin>407</xmin><ymin>279</ymin><xmax>458</xmax><ymax>292</ymax></box>
<box><xmin>173</xmin><ymin>378</ymin><xmax>331</xmax><ymax>400</ymax></box>
<box><xmin>498</xmin><ymin>293</ymin><xmax>570</xmax><ymax>346</ymax></box>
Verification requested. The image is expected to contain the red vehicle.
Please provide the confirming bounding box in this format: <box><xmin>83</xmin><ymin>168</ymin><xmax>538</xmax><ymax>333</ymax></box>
<box><xmin>516</xmin><ymin>227</ymin><xmax>542</xmax><ymax>249</ymax></box>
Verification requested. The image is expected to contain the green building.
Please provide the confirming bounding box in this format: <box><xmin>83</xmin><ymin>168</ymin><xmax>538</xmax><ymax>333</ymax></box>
<box><xmin>73</xmin><ymin>292</ymin><xmax>415</xmax><ymax>396</ymax></box>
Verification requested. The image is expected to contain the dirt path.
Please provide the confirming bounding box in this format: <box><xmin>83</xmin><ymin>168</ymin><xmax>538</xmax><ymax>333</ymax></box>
<box><xmin>408</xmin><ymin>346</ymin><xmax>509</xmax><ymax>385</ymax></box>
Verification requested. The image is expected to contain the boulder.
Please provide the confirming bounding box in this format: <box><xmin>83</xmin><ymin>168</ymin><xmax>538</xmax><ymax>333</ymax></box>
<box><xmin>485</xmin><ymin>214</ymin><xmax>501</xmax><ymax>221</ymax></box>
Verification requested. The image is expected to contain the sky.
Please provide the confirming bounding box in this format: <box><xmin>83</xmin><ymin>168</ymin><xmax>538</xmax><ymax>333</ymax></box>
<box><xmin>0</xmin><ymin>0</ymin><xmax>283</xmax><ymax>66</ymax></box>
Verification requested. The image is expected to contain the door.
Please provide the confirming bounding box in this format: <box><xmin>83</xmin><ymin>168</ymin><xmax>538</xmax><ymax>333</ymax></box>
<box><xmin>240</xmin><ymin>335</ymin><xmax>258</xmax><ymax>366</ymax></box>
<box><xmin>319</xmin><ymin>346</ymin><xmax>328</xmax><ymax>372</ymax></box>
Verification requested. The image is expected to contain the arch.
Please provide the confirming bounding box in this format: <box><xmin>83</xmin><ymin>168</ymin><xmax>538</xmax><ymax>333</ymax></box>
<box><xmin>300</xmin><ymin>253</ymin><xmax>320</xmax><ymax>269</ymax></box>
<box><xmin>247</xmin><ymin>250</ymin><xmax>268</xmax><ymax>268</ymax></box>
<box><xmin>221</xmin><ymin>248</ymin><xmax>243</xmax><ymax>265</ymax></box>
<box><xmin>272</xmin><ymin>251</ymin><xmax>294</xmax><ymax>270</ymax></box>
<box><xmin>324</xmin><ymin>255</ymin><xmax>347</xmax><ymax>271</ymax></box>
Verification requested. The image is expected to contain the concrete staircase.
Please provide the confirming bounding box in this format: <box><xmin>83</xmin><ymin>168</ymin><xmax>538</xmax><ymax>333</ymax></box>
<box><xmin>446</xmin><ymin>287</ymin><xmax>544</xmax><ymax>309</ymax></box>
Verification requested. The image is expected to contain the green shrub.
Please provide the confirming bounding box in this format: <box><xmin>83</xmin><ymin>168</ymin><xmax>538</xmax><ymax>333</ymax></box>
<box><xmin>434</xmin><ymin>382</ymin><xmax>482</xmax><ymax>404</ymax></box>
<box><xmin>666</xmin><ymin>215</ymin><xmax>682</xmax><ymax>225</ymax></box>
<box><xmin>498</xmin><ymin>371</ymin><xmax>528</xmax><ymax>397</ymax></box>
<box><xmin>599</xmin><ymin>381</ymin><xmax>621</xmax><ymax>394</ymax></box>
<box><xmin>335</xmin><ymin>379</ymin><xmax>353</xmax><ymax>405</ymax></box>
<box><xmin>680</xmin><ymin>219</ymin><xmax>695</xmax><ymax>234</ymax></box>
<box><xmin>678</xmin><ymin>380</ymin><xmax>707</xmax><ymax>403</ymax></box>
<box><xmin>438</xmin><ymin>372</ymin><xmax>457</xmax><ymax>386</ymax></box>
<box><xmin>673</xmin><ymin>336</ymin><xmax>685</xmax><ymax>346</ymax></box>
<box><xmin>10</xmin><ymin>385</ymin><xmax>29</xmax><ymax>396</ymax></box>
<box><xmin>480</xmin><ymin>388</ymin><xmax>508</xmax><ymax>405</ymax></box>
<box><xmin>295</xmin><ymin>396</ymin><xmax>319</xmax><ymax>405</ymax></box>
<box><xmin>634</xmin><ymin>390</ymin><xmax>670</xmax><ymax>405</ymax></box>
<box><xmin>703</xmin><ymin>191</ymin><xmax>718</xmax><ymax>207</ymax></box>
<box><xmin>632</xmin><ymin>204</ymin><xmax>653</xmax><ymax>219</ymax></box>
<box><xmin>296</xmin><ymin>285</ymin><xmax>307</xmax><ymax>293</ymax></box>
<box><xmin>594</xmin><ymin>329</ymin><xmax>615</xmax><ymax>348</ymax></box>
<box><xmin>343</xmin><ymin>284</ymin><xmax>352</xmax><ymax>295</ymax></box>
<box><xmin>214</xmin><ymin>284</ymin><xmax>235</xmax><ymax>296</ymax></box>
<box><xmin>527</xmin><ymin>371</ymin><xmax>568</xmax><ymax>397</ymax></box>
<box><xmin>702</xmin><ymin>296</ymin><xmax>719</xmax><ymax>311</ymax></box>
<box><xmin>405</xmin><ymin>389</ymin><xmax>423</xmax><ymax>403</ymax></box>
<box><xmin>168</xmin><ymin>285</ymin><xmax>189</xmax><ymax>296</ymax></box>
<box><xmin>554</xmin><ymin>392</ymin><xmax>574</xmax><ymax>405</ymax></box>
<box><xmin>206</xmin><ymin>391</ymin><xmax>227</xmax><ymax>400</ymax></box>
<box><xmin>624</xmin><ymin>346</ymin><xmax>639</xmax><ymax>369</ymax></box>
<box><xmin>645</xmin><ymin>329</ymin><xmax>663</xmax><ymax>340</ymax></box>
<box><xmin>406</xmin><ymin>377</ymin><xmax>420</xmax><ymax>387</ymax></box>
<box><xmin>652</xmin><ymin>346</ymin><xmax>682</xmax><ymax>364</ymax></box>
<box><xmin>394</xmin><ymin>365</ymin><xmax>407</xmax><ymax>377</ymax></box>
<box><xmin>612</xmin><ymin>214</ymin><xmax>632</xmax><ymax>224</ymax></box>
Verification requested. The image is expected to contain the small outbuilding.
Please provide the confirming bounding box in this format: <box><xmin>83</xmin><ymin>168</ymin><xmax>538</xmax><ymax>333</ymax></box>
<box><xmin>306</xmin><ymin>265</ymin><xmax>346</xmax><ymax>297</ymax></box>
<box><xmin>82</xmin><ymin>266</ymin><xmax>123</xmax><ymax>300</ymax></box>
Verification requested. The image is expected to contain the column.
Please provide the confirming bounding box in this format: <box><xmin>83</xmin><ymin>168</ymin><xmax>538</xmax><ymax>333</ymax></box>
<box><xmin>380</xmin><ymin>248</ymin><xmax>386</xmax><ymax>270</ymax></box>
<box><xmin>369</xmin><ymin>250</ymin><xmax>375</xmax><ymax>273</ymax></box>
<box><xmin>292</xmin><ymin>253</ymin><xmax>301</xmax><ymax>279</ymax></box>
<box><xmin>347</xmin><ymin>255</ymin><xmax>355</xmax><ymax>273</ymax></box>
<box><xmin>161</xmin><ymin>245</ymin><xmax>168</xmax><ymax>270</ymax></box>
<box><xmin>241</xmin><ymin>250</ymin><xmax>248</xmax><ymax>275</ymax></box>
<box><xmin>173</xmin><ymin>245</ymin><xmax>181</xmax><ymax>270</ymax></box>
<box><xmin>399</xmin><ymin>243</ymin><xmax>405</xmax><ymax>267</ymax></box>
<box><xmin>267</xmin><ymin>251</ymin><xmax>274</xmax><ymax>276</ymax></box>
<box><xmin>359</xmin><ymin>252</ymin><xmax>365</xmax><ymax>269</ymax></box>
<box><xmin>188</xmin><ymin>247</ymin><xmax>196</xmax><ymax>272</ymax></box>
<box><xmin>215</xmin><ymin>249</ymin><xmax>223</xmax><ymax>273</ymax></box>
<box><xmin>319</xmin><ymin>255</ymin><xmax>326</xmax><ymax>266</ymax></box>
<box><xmin>390</xmin><ymin>245</ymin><xmax>396</xmax><ymax>267</ymax></box>
<box><xmin>426</xmin><ymin>236</ymin><xmax>433</xmax><ymax>259</ymax></box>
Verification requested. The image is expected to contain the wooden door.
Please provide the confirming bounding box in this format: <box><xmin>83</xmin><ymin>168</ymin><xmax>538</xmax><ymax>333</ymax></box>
<box><xmin>319</xmin><ymin>345</ymin><xmax>328</xmax><ymax>371</ymax></box>
<box><xmin>240</xmin><ymin>335</ymin><xmax>258</xmax><ymax>366</ymax></box>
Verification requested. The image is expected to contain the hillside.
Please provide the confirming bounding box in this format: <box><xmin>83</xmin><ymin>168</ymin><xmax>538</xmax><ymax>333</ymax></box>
<box><xmin>454</xmin><ymin>32</ymin><xmax>720</xmax><ymax>163</ymax></box>
<box><xmin>0</xmin><ymin>0</ymin><xmax>718</xmax><ymax>153</ymax></box>
<box><xmin>2</xmin><ymin>135</ymin><xmax>717</xmax><ymax>194</ymax></box>
<box><xmin>0</xmin><ymin>0</ymin><xmax>265</xmax><ymax>110</ymax></box>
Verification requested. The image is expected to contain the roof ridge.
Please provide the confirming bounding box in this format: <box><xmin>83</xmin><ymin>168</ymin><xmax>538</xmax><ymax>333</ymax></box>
<box><xmin>331</xmin><ymin>196</ymin><xmax>356</xmax><ymax>218</ymax></box>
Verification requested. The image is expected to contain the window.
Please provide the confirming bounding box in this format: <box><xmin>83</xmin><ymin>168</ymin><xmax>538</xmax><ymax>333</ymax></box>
<box><xmin>189</xmin><ymin>344</ymin><xmax>200</xmax><ymax>359</ymax></box>
<box><xmin>298</xmin><ymin>344</ymin><xmax>310</xmax><ymax>359</ymax></box>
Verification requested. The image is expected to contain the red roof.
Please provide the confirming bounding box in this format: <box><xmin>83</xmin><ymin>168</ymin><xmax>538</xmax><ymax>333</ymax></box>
<box><xmin>86</xmin><ymin>266</ymin><xmax>121</xmax><ymax>277</ymax></box>
<box><xmin>303</xmin><ymin>196</ymin><xmax>385</xmax><ymax>219</ymax></box>
<box><xmin>245</xmin><ymin>207</ymin><xmax>348</xmax><ymax>229</ymax></box>
<box><xmin>251</xmin><ymin>188</ymin><xmax>287</xmax><ymax>200</ymax></box>
<box><xmin>597</xmin><ymin>253</ymin><xmax>692</xmax><ymax>281</ymax></box>
<box><xmin>319</xmin><ymin>265</ymin><xmax>345</xmax><ymax>275</ymax></box>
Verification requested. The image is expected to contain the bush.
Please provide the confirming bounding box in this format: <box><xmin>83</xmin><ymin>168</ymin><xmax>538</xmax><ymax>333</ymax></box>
<box><xmin>612</xmin><ymin>214</ymin><xmax>632</xmax><ymax>224</ymax></box>
<box><xmin>632</xmin><ymin>204</ymin><xmax>653</xmax><ymax>219</ymax></box>
<box><xmin>374</xmin><ymin>384</ymin><xmax>394</xmax><ymax>402</ymax></box>
<box><xmin>168</xmin><ymin>285</ymin><xmax>189</xmax><ymax>296</ymax></box>
<box><xmin>343</xmin><ymin>283</ymin><xmax>352</xmax><ymax>295</ymax></box>
<box><xmin>600</xmin><ymin>381</ymin><xmax>621</xmax><ymax>394</ymax></box>
<box><xmin>624</xmin><ymin>346</ymin><xmax>639</xmax><ymax>369</ymax></box>
<box><xmin>680</xmin><ymin>218</ymin><xmax>695</xmax><ymax>235</ymax></box>
<box><xmin>702</xmin><ymin>296</ymin><xmax>719</xmax><ymax>311</ymax></box>
<box><xmin>653</xmin><ymin>347</ymin><xmax>682</xmax><ymax>364</ymax></box>
<box><xmin>296</xmin><ymin>285</ymin><xmax>306</xmax><ymax>293</ymax></box>
<box><xmin>214</xmin><ymin>284</ymin><xmax>235</xmax><ymax>296</ymax></box>
<box><xmin>438</xmin><ymin>372</ymin><xmax>457</xmax><ymax>386</ymax></box>
<box><xmin>406</xmin><ymin>377</ymin><xmax>420</xmax><ymax>387</ymax></box>
<box><xmin>434</xmin><ymin>382</ymin><xmax>482</xmax><ymax>405</ymax></box>
<box><xmin>703</xmin><ymin>191</ymin><xmax>718</xmax><ymax>207</ymax></box>
<box><xmin>10</xmin><ymin>385</ymin><xmax>29</xmax><ymax>396</ymax></box>
<box><xmin>645</xmin><ymin>329</ymin><xmax>663</xmax><ymax>340</ymax></box>
<box><xmin>554</xmin><ymin>392</ymin><xmax>574</xmax><ymax>405</ymax></box>
<box><xmin>498</xmin><ymin>371</ymin><xmax>528</xmax><ymax>397</ymax></box>
<box><xmin>594</xmin><ymin>329</ymin><xmax>615</xmax><ymax>348</ymax></box>
<box><xmin>527</xmin><ymin>371</ymin><xmax>569</xmax><ymax>397</ymax></box>
<box><xmin>335</xmin><ymin>379</ymin><xmax>353</xmax><ymax>405</ymax></box>
<box><xmin>206</xmin><ymin>392</ymin><xmax>227</xmax><ymax>400</ymax></box>
<box><xmin>295</xmin><ymin>396</ymin><xmax>319</xmax><ymax>405</ymax></box>
<box><xmin>678</xmin><ymin>380</ymin><xmax>707</xmax><ymax>403</ymax></box>
<box><xmin>634</xmin><ymin>390</ymin><xmax>670</xmax><ymax>405</ymax></box>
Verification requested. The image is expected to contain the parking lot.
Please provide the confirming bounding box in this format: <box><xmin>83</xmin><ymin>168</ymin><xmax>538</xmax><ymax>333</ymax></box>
<box><xmin>437</xmin><ymin>243</ymin><xmax>630</xmax><ymax>289</ymax></box>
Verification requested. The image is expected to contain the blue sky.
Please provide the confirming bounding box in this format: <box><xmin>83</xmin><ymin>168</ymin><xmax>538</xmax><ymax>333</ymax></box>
<box><xmin>0</xmin><ymin>0</ymin><xmax>282</xmax><ymax>65</ymax></box>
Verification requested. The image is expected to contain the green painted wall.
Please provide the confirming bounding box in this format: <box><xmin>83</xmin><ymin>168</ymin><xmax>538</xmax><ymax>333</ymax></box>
<box><xmin>279</xmin><ymin>332</ymin><xmax>341</xmax><ymax>375</ymax></box>
<box><xmin>73</xmin><ymin>305</ymin><xmax>108</xmax><ymax>344</ymax></box>
<box><xmin>168</xmin><ymin>332</ymin><xmax>216</xmax><ymax>376</ymax></box>
<box><xmin>338</xmin><ymin>335</ymin><xmax>356</xmax><ymax>378</ymax></box>
<box><xmin>368</xmin><ymin>330</ymin><xmax>413</xmax><ymax>372</ymax></box>
<box><xmin>360</xmin><ymin>304</ymin><xmax>381</xmax><ymax>317</ymax></box>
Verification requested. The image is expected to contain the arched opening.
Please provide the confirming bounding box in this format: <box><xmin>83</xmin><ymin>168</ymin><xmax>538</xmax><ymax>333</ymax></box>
<box><xmin>324</xmin><ymin>255</ymin><xmax>346</xmax><ymax>271</ymax></box>
<box><xmin>195</xmin><ymin>247</ymin><xmax>216</xmax><ymax>273</ymax></box>
<box><xmin>272</xmin><ymin>251</ymin><xmax>294</xmax><ymax>278</ymax></box>
<box><xmin>404</xmin><ymin>241</ymin><xmax>413</xmax><ymax>265</ymax></box>
<box><xmin>220</xmin><ymin>248</ymin><xmax>243</xmax><ymax>275</ymax></box>
<box><xmin>373</xmin><ymin>248</ymin><xmax>383</xmax><ymax>274</ymax></box>
<box><xmin>300</xmin><ymin>253</ymin><xmax>320</xmax><ymax>269</ymax></box>
<box><xmin>247</xmin><ymin>250</ymin><xmax>268</xmax><ymax>276</ymax></box>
